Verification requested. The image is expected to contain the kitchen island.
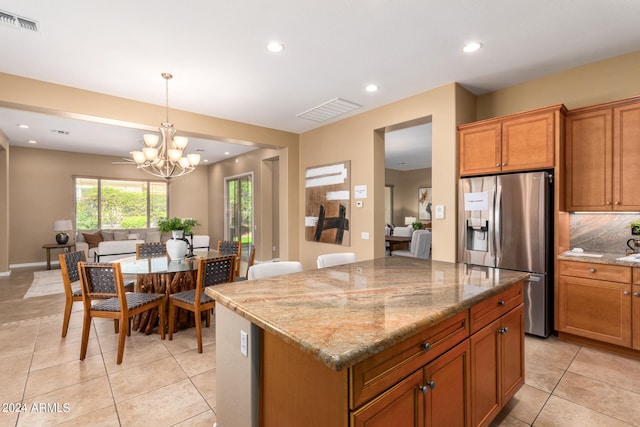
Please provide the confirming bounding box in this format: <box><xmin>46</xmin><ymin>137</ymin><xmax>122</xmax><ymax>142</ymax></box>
<box><xmin>206</xmin><ymin>257</ymin><xmax>528</xmax><ymax>427</ymax></box>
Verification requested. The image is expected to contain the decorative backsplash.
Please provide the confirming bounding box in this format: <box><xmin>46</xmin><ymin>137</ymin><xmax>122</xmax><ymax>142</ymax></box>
<box><xmin>570</xmin><ymin>213</ymin><xmax>640</xmax><ymax>254</ymax></box>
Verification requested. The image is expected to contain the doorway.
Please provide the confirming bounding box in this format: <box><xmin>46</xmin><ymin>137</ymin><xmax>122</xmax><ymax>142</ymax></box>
<box><xmin>224</xmin><ymin>173</ymin><xmax>253</xmax><ymax>245</ymax></box>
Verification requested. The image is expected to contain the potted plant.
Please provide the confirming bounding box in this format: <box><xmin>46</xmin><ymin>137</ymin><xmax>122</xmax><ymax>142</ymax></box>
<box><xmin>158</xmin><ymin>217</ymin><xmax>199</xmax><ymax>239</ymax></box>
<box><xmin>411</xmin><ymin>221</ymin><xmax>423</xmax><ymax>230</ymax></box>
<box><xmin>630</xmin><ymin>219</ymin><xmax>640</xmax><ymax>235</ymax></box>
<box><xmin>158</xmin><ymin>217</ymin><xmax>199</xmax><ymax>260</ymax></box>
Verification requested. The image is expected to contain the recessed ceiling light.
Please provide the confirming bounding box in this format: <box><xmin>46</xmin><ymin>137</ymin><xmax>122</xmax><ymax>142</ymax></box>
<box><xmin>17</xmin><ymin>124</ymin><xmax>29</xmax><ymax>129</ymax></box>
<box><xmin>267</xmin><ymin>41</ymin><xmax>284</xmax><ymax>53</ymax></box>
<box><xmin>224</xmin><ymin>151</ymin><xmax>230</xmax><ymax>155</ymax></box>
<box><xmin>365</xmin><ymin>84</ymin><xmax>379</xmax><ymax>93</ymax></box>
<box><xmin>204</xmin><ymin>159</ymin><xmax>209</xmax><ymax>163</ymax></box>
<box><xmin>462</xmin><ymin>42</ymin><xmax>482</xmax><ymax>53</ymax></box>
<box><xmin>28</xmin><ymin>140</ymin><xmax>37</xmax><ymax>144</ymax></box>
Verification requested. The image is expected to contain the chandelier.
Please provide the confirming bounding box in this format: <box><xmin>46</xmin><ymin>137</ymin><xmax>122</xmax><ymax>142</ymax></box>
<box><xmin>130</xmin><ymin>73</ymin><xmax>200</xmax><ymax>180</ymax></box>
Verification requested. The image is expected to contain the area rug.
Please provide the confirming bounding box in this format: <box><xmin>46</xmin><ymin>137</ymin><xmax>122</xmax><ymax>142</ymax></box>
<box><xmin>23</xmin><ymin>270</ymin><xmax>70</xmax><ymax>299</ymax></box>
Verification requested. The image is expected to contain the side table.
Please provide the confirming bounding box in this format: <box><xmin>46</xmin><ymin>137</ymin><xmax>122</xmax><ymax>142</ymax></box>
<box><xmin>42</xmin><ymin>243</ymin><xmax>76</xmax><ymax>270</ymax></box>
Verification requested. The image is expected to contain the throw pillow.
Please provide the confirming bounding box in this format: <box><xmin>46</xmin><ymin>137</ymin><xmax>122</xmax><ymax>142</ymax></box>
<box><xmin>101</xmin><ymin>230</ymin><xmax>115</xmax><ymax>241</ymax></box>
<box><xmin>128</xmin><ymin>233</ymin><xmax>139</xmax><ymax>240</ymax></box>
<box><xmin>82</xmin><ymin>231</ymin><xmax>103</xmax><ymax>249</ymax></box>
<box><xmin>146</xmin><ymin>230</ymin><xmax>161</xmax><ymax>243</ymax></box>
<box><xmin>113</xmin><ymin>231</ymin><xmax>128</xmax><ymax>241</ymax></box>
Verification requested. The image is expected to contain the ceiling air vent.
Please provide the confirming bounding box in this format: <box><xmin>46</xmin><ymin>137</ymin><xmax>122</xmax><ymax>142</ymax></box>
<box><xmin>297</xmin><ymin>98</ymin><xmax>362</xmax><ymax>122</ymax></box>
<box><xmin>0</xmin><ymin>10</ymin><xmax>40</xmax><ymax>33</ymax></box>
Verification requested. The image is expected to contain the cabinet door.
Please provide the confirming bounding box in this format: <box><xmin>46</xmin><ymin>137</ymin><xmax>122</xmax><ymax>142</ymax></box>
<box><xmin>424</xmin><ymin>340</ymin><xmax>470</xmax><ymax>427</ymax></box>
<box><xmin>351</xmin><ymin>370</ymin><xmax>424</xmax><ymax>427</ymax></box>
<box><xmin>565</xmin><ymin>108</ymin><xmax>613</xmax><ymax>211</ymax></box>
<box><xmin>470</xmin><ymin>319</ymin><xmax>500</xmax><ymax>427</ymax></box>
<box><xmin>502</xmin><ymin>111</ymin><xmax>555</xmax><ymax>172</ymax></box>
<box><xmin>459</xmin><ymin>123</ymin><xmax>501</xmax><ymax>176</ymax></box>
<box><xmin>557</xmin><ymin>275</ymin><xmax>632</xmax><ymax>347</ymax></box>
<box><xmin>499</xmin><ymin>304</ymin><xmax>524</xmax><ymax>405</ymax></box>
<box><xmin>613</xmin><ymin>102</ymin><xmax>640</xmax><ymax>210</ymax></box>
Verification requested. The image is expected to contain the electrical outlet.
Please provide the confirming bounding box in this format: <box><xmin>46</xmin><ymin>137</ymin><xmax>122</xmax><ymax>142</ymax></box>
<box><xmin>240</xmin><ymin>330</ymin><xmax>248</xmax><ymax>357</ymax></box>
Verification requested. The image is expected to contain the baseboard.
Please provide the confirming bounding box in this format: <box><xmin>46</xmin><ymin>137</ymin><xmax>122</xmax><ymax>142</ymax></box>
<box><xmin>0</xmin><ymin>270</ymin><xmax>11</xmax><ymax>277</ymax></box>
<box><xmin>9</xmin><ymin>261</ymin><xmax>53</xmax><ymax>269</ymax></box>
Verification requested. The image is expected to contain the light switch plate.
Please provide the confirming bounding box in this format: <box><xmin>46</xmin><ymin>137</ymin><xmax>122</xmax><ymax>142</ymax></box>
<box><xmin>240</xmin><ymin>330</ymin><xmax>248</xmax><ymax>357</ymax></box>
<box><xmin>435</xmin><ymin>205</ymin><xmax>445</xmax><ymax>219</ymax></box>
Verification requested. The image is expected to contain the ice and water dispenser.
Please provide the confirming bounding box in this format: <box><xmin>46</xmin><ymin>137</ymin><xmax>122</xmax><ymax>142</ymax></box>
<box><xmin>465</xmin><ymin>217</ymin><xmax>489</xmax><ymax>252</ymax></box>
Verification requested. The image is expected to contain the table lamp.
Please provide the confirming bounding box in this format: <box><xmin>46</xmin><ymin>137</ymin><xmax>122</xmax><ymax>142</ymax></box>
<box><xmin>53</xmin><ymin>219</ymin><xmax>73</xmax><ymax>244</ymax></box>
<box><xmin>405</xmin><ymin>216</ymin><xmax>416</xmax><ymax>226</ymax></box>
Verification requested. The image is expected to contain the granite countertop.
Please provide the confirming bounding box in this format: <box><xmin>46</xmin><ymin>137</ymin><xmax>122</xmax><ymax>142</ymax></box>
<box><xmin>205</xmin><ymin>257</ymin><xmax>528</xmax><ymax>371</ymax></box>
<box><xmin>558</xmin><ymin>251</ymin><xmax>640</xmax><ymax>267</ymax></box>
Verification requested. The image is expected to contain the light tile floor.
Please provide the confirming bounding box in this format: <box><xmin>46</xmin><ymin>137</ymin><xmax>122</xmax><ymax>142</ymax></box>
<box><xmin>2</xmin><ymin>267</ymin><xmax>640</xmax><ymax>426</ymax></box>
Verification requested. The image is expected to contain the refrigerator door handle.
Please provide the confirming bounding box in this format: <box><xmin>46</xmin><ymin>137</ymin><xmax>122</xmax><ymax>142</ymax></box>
<box><xmin>495</xmin><ymin>180</ymin><xmax>502</xmax><ymax>263</ymax></box>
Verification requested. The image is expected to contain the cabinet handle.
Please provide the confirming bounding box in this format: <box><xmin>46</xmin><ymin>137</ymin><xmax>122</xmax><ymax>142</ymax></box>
<box><xmin>421</xmin><ymin>342</ymin><xmax>431</xmax><ymax>351</ymax></box>
<box><xmin>498</xmin><ymin>300</ymin><xmax>506</xmax><ymax>306</ymax></box>
<box><xmin>498</xmin><ymin>327</ymin><xmax>509</xmax><ymax>334</ymax></box>
<box><xmin>615</xmin><ymin>201</ymin><xmax>621</xmax><ymax>205</ymax></box>
<box><xmin>634</xmin><ymin>292</ymin><xmax>640</xmax><ymax>297</ymax></box>
<box><xmin>418</xmin><ymin>385</ymin><xmax>429</xmax><ymax>395</ymax></box>
<box><xmin>590</xmin><ymin>268</ymin><xmax>596</xmax><ymax>273</ymax></box>
<box><xmin>501</xmin><ymin>162</ymin><xmax>507</xmax><ymax>166</ymax></box>
<box><xmin>426</xmin><ymin>380</ymin><xmax>435</xmax><ymax>389</ymax></box>
<box><xmin>495</xmin><ymin>163</ymin><xmax>500</xmax><ymax>167</ymax></box>
<box><xmin>606</xmin><ymin>201</ymin><xmax>612</xmax><ymax>205</ymax></box>
<box><xmin>624</xmin><ymin>290</ymin><xmax>630</xmax><ymax>296</ymax></box>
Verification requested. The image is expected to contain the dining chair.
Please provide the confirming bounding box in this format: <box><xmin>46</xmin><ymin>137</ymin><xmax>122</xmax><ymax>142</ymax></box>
<box><xmin>236</xmin><ymin>244</ymin><xmax>256</xmax><ymax>282</ymax></box>
<box><xmin>391</xmin><ymin>229</ymin><xmax>432</xmax><ymax>259</ymax></box>
<box><xmin>136</xmin><ymin>241</ymin><xmax>167</xmax><ymax>259</ymax></box>
<box><xmin>168</xmin><ymin>255</ymin><xmax>236</xmax><ymax>353</ymax></box>
<box><xmin>247</xmin><ymin>261</ymin><xmax>303</xmax><ymax>280</ymax></box>
<box><xmin>59</xmin><ymin>250</ymin><xmax>87</xmax><ymax>338</ymax></box>
<box><xmin>78</xmin><ymin>262</ymin><xmax>166</xmax><ymax>365</ymax></box>
<box><xmin>217</xmin><ymin>240</ymin><xmax>242</xmax><ymax>278</ymax></box>
<box><xmin>317</xmin><ymin>252</ymin><xmax>356</xmax><ymax>269</ymax></box>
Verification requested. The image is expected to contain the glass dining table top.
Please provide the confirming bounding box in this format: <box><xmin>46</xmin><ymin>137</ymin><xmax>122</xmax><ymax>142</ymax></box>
<box><xmin>117</xmin><ymin>250</ymin><xmax>221</xmax><ymax>275</ymax></box>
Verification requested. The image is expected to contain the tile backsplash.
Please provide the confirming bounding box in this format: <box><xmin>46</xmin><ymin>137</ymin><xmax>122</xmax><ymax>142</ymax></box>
<box><xmin>570</xmin><ymin>213</ymin><xmax>640</xmax><ymax>254</ymax></box>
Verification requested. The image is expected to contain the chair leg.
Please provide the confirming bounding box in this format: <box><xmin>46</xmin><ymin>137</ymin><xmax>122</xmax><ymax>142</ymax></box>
<box><xmin>61</xmin><ymin>298</ymin><xmax>73</xmax><ymax>338</ymax></box>
<box><xmin>168</xmin><ymin>299</ymin><xmax>176</xmax><ymax>341</ymax></box>
<box><xmin>195</xmin><ymin>309</ymin><xmax>203</xmax><ymax>353</ymax></box>
<box><xmin>205</xmin><ymin>309</ymin><xmax>211</xmax><ymax>328</ymax></box>
<box><xmin>114</xmin><ymin>319</ymin><xmax>119</xmax><ymax>334</ymax></box>
<box><xmin>158</xmin><ymin>299</ymin><xmax>166</xmax><ymax>340</ymax></box>
<box><xmin>79</xmin><ymin>312</ymin><xmax>92</xmax><ymax>361</ymax></box>
<box><xmin>116</xmin><ymin>315</ymin><xmax>128</xmax><ymax>365</ymax></box>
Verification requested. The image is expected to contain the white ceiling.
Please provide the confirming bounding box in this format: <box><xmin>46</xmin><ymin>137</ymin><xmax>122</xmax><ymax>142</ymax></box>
<box><xmin>1</xmin><ymin>0</ymin><xmax>640</xmax><ymax>166</ymax></box>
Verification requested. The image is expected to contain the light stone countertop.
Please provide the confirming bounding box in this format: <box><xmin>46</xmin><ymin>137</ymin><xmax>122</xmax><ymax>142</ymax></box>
<box><xmin>205</xmin><ymin>257</ymin><xmax>528</xmax><ymax>371</ymax></box>
<box><xmin>558</xmin><ymin>251</ymin><xmax>640</xmax><ymax>267</ymax></box>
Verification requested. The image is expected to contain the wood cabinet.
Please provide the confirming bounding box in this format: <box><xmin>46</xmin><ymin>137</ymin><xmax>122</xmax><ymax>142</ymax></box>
<box><xmin>632</xmin><ymin>268</ymin><xmax>640</xmax><ymax>351</ymax></box>
<box><xmin>557</xmin><ymin>260</ymin><xmax>632</xmax><ymax>348</ymax></box>
<box><xmin>352</xmin><ymin>340</ymin><xmax>471</xmax><ymax>427</ymax></box>
<box><xmin>459</xmin><ymin>105</ymin><xmax>563</xmax><ymax>176</ymax></box>
<box><xmin>565</xmin><ymin>98</ymin><xmax>640</xmax><ymax>211</ymax></box>
<box><xmin>260</xmin><ymin>282</ymin><xmax>525</xmax><ymax>427</ymax></box>
<box><xmin>469</xmin><ymin>298</ymin><xmax>524</xmax><ymax>427</ymax></box>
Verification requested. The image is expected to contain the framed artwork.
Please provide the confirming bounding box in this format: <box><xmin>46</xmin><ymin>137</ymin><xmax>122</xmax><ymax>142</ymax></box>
<box><xmin>304</xmin><ymin>160</ymin><xmax>351</xmax><ymax>246</ymax></box>
<box><xmin>418</xmin><ymin>187</ymin><xmax>432</xmax><ymax>220</ymax></box>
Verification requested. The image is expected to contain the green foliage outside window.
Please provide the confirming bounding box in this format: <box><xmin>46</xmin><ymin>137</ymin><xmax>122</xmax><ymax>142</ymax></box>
<box><xmin>75</xmin><ymin>178</ymin><xmax>167</xmax><ymax>230</ymax></box>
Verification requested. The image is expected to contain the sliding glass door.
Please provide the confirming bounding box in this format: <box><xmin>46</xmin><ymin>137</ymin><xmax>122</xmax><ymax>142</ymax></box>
<box><xmin>224</xmin><ymin>173</ymin><xmax>253</xmax><ymax>244</ymax></box>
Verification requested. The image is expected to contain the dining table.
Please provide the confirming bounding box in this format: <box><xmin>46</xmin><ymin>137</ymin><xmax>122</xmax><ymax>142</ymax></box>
<box><xmin>117</xmin><ymin>250</ymin><xmax>222</xmax><ymax>334</ymax></box>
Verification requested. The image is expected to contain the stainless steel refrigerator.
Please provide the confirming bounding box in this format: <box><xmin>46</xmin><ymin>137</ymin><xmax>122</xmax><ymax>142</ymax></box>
<box><xmin>458</xmin><ymin>171</ymin><xmax>553</xmax><ymax>337</ymax></box>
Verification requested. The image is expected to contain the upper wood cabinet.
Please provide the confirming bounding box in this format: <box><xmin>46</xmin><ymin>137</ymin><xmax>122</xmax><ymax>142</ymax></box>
<box><xmin>458</xmin><ymin>105</ymin><xmax>564</xmax><ymax>176</ymax></box>
<box><xmin>565</xmin><ymin>97</ymin><xmax>640</xmax><ymax>211</ymax></box>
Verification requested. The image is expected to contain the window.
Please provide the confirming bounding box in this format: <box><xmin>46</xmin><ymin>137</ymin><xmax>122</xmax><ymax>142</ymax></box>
<box><xmin>224</xmin><ymin>173</ymin><xmax>253</xmax><ymax>244</ymax></box>
<box><xmin>75</xmin><ymin>177</ymin><xmax>168</xmax><ymax>230</ymax></box>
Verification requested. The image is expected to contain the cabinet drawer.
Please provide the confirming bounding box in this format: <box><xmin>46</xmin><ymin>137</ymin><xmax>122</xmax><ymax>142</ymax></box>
<box><xmin>349</xmin><ymin>310</ymin><xmax>468</xmax><ymax>409</ymax></box>
<box><xmin>470</xmin><ymin>282</ymin><xmax>524</xmax><ymax>334</ymax></box>
<box><xmin>559</xmin><ymin>260</ymin><xmax>631</xmax><ymax>283</ymax></box>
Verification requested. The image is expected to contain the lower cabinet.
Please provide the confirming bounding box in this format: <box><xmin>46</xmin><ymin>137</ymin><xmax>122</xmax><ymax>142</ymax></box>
<box><xmin>557</xmin><ymin>260</ymin><xmax>633</xmax><ymax>348</ymax></box>
<box><xmin>470</xmin><ymin>304</ymin><xmax>524</xmax><ymax>427</ymax></box>
<box><xmin>351</xmin><ymin>340</ymin><xmax>471</xmax><ymax>427</ymax></box>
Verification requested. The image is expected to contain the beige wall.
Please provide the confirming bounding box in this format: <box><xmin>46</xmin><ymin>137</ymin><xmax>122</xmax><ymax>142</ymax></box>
<box><xmin>298</xmin><ymin>83</ymin><xmax>469</xmax><ymax>269</ymax></box>
<box><xmin>476</xmin><ymin>50</ymin><xmax>640</xmax><ymax>120</ymax></box>
<box><xmin>385</xmin><ymin>168</ymin><xmax>432</xmax><ymax>226</ymax></box>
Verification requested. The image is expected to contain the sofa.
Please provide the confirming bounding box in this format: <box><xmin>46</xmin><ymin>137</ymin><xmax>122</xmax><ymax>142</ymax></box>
<box><xmin>76</xmin><ymin>228</ymin><xmax>210</xmax><ymax>262</ymax></box>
